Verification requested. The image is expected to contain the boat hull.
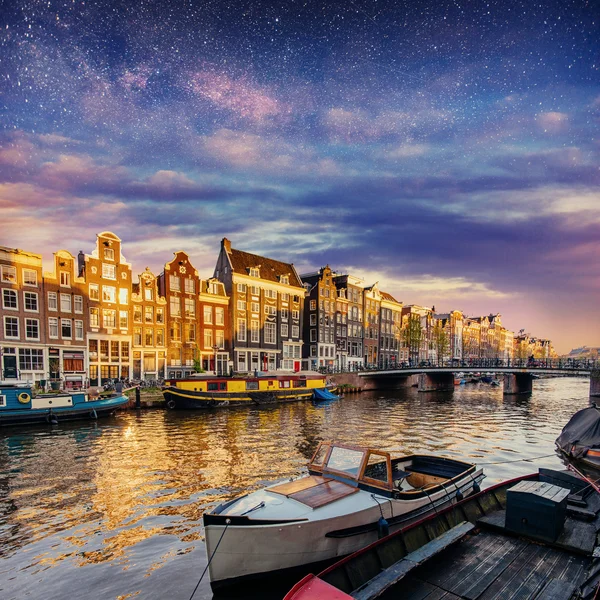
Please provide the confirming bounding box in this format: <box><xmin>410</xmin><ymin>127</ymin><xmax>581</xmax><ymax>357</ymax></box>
<box><xmin>163</xmin><ymin>386</ymin><xmax>331</xmax><ymax>409</ymax></box>
<box><xmin>205</xmin><ymin>472</ymin><xmax>483</xmax><ymax>591</ymax></box>
<box><xmin>0</xmin><ymin>393</ymin><xmax>129</xmax><ymax>426</ymax></box>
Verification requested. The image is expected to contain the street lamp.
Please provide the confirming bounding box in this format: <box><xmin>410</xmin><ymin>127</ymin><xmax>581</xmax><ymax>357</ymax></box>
<box><xmin>212</xmin><ymin>345</ymin><xmax>219</xmax><ymax>375</ymax></box>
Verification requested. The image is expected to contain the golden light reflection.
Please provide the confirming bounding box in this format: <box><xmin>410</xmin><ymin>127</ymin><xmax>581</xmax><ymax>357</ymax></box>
<box><xmin>0</xmin><ymin>380</ymin><xmax>588</xmax><ymax>597</ymax></box>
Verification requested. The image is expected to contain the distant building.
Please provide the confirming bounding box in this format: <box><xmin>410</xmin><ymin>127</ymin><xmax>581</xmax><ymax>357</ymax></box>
<box><xmin>401</xmin><ymin>305</ymin><xmax>433</xmax><ymax>363</ymax></box>
<box><xmin>80</xmin><ymin>232</ymin><xmax>133</xmax><ymax>386</ymax></box>
<box><xmin>363</xmin><ymin>283</ymin><xmax>381</xmax><ymax>367</ymax></box>
<box><xmin>44</xmin><ymin>250</ymin><xmax>88</xmax><ymax>389</ymax></box>
<box><xmin>214</xmin><ymin>238</ymin><xmax>304</xmax><ymax>373</ymax></box>
<box><xmin>334</xmin><ymin>274</ymin><xmax>364</xmax><ymax>370</ymax></box>
<box><xmin>0</xmin><ymin>246</ymin><xmax>45</xmax><ymax>382</ymax></box>
<box><xmin>301</xmin><ymin>266</ymin><xmax>338</xmax><ymax>370</ymax></box>
<box><xmin>567</xmin><ymin>346</ymin><xmax>599</xmax><ymax>359</ymax></box>
<box><xmin>197</xmin><ymin>277</ymin><xmax>230</xmax><ymax>375</ymax></box>
<box><xmin>132</xmin><ymin>267</ymin><xmax>167</xmax><ymax>381</ymax></box>
<box><xmin>158</xmin><ymin>251</ymin><xmax>203</xmax><ymax>379</ymax></box>
<box><xmin>379</xmin><ymin>291</ymin><xmax>403</xmax><ymax>368</ymax></box>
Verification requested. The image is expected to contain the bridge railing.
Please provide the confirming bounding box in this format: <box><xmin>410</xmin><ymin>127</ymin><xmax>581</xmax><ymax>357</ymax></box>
<box><xmin>314</xmin><ymin>358</ymin><xmax>599</xmax><ymax>374</ymax></box>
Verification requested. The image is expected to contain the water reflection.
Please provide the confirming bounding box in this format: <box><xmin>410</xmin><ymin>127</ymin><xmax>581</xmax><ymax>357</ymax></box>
<box><xmin>0</xmin><ymin>377</ymin><xmax>592</xmax><ymax>600</ymax></box>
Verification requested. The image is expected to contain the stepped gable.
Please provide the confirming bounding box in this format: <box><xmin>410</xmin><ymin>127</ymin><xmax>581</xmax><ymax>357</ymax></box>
<box><xmin>227</xmin><ymin>247</ymin><xmax>302</xmax><ymax>288</ymax></box>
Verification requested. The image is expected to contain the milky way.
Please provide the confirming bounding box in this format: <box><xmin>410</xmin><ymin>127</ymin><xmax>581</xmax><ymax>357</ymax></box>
<box><xmin>1</xmin><ymin>0</ymin><xmax>599</xmax><ymax>351</ymax></box>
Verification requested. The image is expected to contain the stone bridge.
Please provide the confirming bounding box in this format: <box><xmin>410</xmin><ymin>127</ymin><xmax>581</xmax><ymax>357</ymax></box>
<box><xmin>345</xmin><ymin>363</ymin><xmax>600</xmax><ymax>397</ymax></box>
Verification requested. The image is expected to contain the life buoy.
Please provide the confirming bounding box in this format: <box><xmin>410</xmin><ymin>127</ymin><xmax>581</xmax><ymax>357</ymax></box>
<box><xmin>18</xmin><ymin>392</ymin><xmax>31</xmax><ymax>404</ymax></box>
<box><xmin>167</xmin><ymin>400</ymin><xmax>176</xmax><ymax>410</ymax></box>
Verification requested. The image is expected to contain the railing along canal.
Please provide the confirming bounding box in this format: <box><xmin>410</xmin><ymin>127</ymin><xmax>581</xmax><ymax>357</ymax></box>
<box><xmin>316</xmin><ymin>358</ymin><xmax>599</xmax><ymax>375</ymax></box>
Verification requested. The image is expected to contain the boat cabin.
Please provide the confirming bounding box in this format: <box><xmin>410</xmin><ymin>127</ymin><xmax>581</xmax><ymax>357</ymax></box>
<box><xmin>307</xmin><ymin>442</ymin><xmax>478</xmax><ymax>498</ymax></box>
<box><xmin>165</xmin><ymin>372</ymin><xmax>328</xmax><ymax>394</ymax></box>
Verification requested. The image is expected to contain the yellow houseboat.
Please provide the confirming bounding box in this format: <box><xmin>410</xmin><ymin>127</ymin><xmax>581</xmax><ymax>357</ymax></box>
<box><xmin>162</xmin><ymin>372</ymin><xmax>335</xmax><ymax>409</ymax></box>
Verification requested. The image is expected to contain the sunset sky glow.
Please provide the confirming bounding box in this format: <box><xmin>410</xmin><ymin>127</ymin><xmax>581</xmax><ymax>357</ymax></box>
<box><xmin>2</xmin><ymin>0</ymin><xmax>599</xmax><ymax>353</ymax></box>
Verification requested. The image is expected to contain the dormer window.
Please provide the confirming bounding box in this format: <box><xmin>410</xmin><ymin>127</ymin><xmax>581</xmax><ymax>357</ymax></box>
<box><xmin>249</xmin><ymin>267</ymin><xmax>260</xmax><ymax>278</ymax></box>
<box><xmin>281</xmin><ymin>275</ymin><xmax>289</xmax><ymax>285</ymax></box>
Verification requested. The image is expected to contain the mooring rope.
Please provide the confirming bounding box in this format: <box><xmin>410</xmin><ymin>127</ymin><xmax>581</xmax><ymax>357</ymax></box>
<box><xmin>476</xmin><ymin>453</ymin><xmax>557</xmax><ymax>465</ymax></box>
<box><xmin>189</xmin><ymin>519</ymin><xmax>231</xmax><ymax>600</ymax></box>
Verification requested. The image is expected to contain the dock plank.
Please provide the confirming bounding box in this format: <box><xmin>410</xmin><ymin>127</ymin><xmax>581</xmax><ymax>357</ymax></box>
<box><xmin>398</xmin><ymin>578</ymin><xmax>462</xmax><ymax>599</ymax></box>
<box><xmin>477</xmin><ymin>544</ymin><xmax>562</xmax><ymax>600</ymax></box>
<box><xmin>534</xmin><ymin>579</ymin><xmax>577</xmax><ymax>600</ymax></box>
<box><xmin>420</xmin><ymin>531</ymin><xmax>527</xmax><ymax>594</ymax></box>
<box><xmin>451</xmin><ymin>535</ymin><xmax>530</xmax><ymax>599</ymax></box>
<box><xmin>351</xmin><ymin>523</ymin><xmax>474</xmax><ymax>600</ymax></box>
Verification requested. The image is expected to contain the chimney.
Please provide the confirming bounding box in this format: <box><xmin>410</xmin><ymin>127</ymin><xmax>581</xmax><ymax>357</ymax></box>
<box><xmin>78</xmin><ymin>251</ymin><xmax>85</xmax><ymax>278</ymax></box>
<box><xmin>222</xmin><ymin>238</ymin><xmax>231</xmax><ymax>253</ymax></box>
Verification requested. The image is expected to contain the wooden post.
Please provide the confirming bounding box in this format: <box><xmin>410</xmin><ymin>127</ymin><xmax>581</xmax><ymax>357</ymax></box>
<box><xmin>591</xmin><ymin>370</ymin><xmax>600</xmax><ymax>398</ymax></box>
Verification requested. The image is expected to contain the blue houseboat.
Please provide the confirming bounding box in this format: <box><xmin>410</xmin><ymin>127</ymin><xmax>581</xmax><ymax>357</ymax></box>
<box><xmin>0</xmin><ymin>380</ymin><xmax>129</xmax><ymax>426</ymax></box>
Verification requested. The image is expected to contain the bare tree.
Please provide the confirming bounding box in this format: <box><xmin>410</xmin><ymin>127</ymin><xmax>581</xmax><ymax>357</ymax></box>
<box><xmin>432</xmin><ymin>321</ymin><xmax>450</xmax><ymax>365</ymax></box>
<box><xmin>401</xmin><ymin>314</ymin><xmax>423</xmax><ymax>364</ymax></box>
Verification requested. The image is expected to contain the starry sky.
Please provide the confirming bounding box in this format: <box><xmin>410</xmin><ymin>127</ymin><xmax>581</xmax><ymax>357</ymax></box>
<box><xmin>2</xmin><ymin>0</ymin><xmax>599</xmax><ymax>353</ymax></box>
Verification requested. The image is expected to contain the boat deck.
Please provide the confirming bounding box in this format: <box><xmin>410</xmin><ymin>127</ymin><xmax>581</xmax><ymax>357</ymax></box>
<box><xmin>270</xmin><ymin>476</ymin><xmax>358</xmax><ymax>509</ymax></box>
<box><xmin>393</xmin><ymin>527</ymin><xmax>588</xmax><ymax>600</ymax></box>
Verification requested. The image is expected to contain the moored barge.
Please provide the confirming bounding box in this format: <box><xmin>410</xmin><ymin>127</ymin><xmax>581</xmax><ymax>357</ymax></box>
<box><xmin>162</xmin><ymin>371</ymin><xmax>334</xmax><ymax>409</ymax></box>
<box><xmin>0</xmin><ymin>380</ymin><xmax>129</xmax><ymax>426</ymax></box>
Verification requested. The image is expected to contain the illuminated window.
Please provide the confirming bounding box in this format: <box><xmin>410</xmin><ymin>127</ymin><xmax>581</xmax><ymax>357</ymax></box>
<box><xmin>1</xmin><ymin>265</ymin><xmax>16</xmax><ymax>283</ymax></box>
<box><xmin>60</xmin><ymin>293</ymin><xmax>72</xmax><ymax>312</ymax></box>
<box><xmin>265</xmin><ymin>322</ymin><xmax>276</xmax><ymax>344</ymax></box>
<box><xmin>49</xmin><ymin>317</ymin><xmax>59</xmax><ymax>338</ymax></box>
<box><xmin>102</xmin><ymin>263</ymin><xmax>116</xmax><ymax>279</ymax></box>
<box><xmin>23</xmin><ymin>269</ymin><xmax>37</xmax><ymax>286</ymax></box>
<box><xmin>102</xmin><ymin>286</ymin><xmax>116</xmax><ymax>303</ymax></box>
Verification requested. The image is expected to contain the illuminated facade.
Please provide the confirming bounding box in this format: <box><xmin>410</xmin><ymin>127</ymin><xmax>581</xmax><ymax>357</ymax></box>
<box><xmin>0</xmin><ymin>246</ymin><xmax>45</xmax><ymax>382</ymax></box>
<box><xmin>81</xmin><ymin>232</ymin><xmax>132</xmax><ymax>386</ymax></box>
<box><xmin>132</xmin><ymin>267</ymin><xmax>167</xmax><ymax>381</ymax></box>
<box><xmin>214</xmin><ymin>238</ymin><xmax>304</xmax><ymax>373</ymax></box>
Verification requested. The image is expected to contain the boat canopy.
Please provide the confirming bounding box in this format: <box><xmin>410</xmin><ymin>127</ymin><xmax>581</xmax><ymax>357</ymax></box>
<box><xmin>556</xmin><ymin>406</ymin><xmax>600</xmax><ymax>458</ymax></box>
<box><xmin>308</xmin><ymin>442</ymin><xmax>394</xmax><ymax>492</ymax></box>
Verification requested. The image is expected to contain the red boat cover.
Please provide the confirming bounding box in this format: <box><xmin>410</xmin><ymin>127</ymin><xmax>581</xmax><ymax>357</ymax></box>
<box><xmin>284</xmin><ymin>575</ymin><xmax>352</xmax><ymax>600</ymax></box>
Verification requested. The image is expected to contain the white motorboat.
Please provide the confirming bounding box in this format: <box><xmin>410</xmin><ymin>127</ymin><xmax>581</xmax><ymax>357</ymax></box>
<box><xmin>203</xmin><ymin>441</ymin><xmax>484</xmax><ymax>592</ymax></box>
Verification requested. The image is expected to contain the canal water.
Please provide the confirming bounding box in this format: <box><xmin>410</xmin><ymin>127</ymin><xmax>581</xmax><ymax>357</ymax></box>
<box><xmin>0</xmin><ymin>377</ymin><xmax>593</xmax><ymax>600</ymax></box>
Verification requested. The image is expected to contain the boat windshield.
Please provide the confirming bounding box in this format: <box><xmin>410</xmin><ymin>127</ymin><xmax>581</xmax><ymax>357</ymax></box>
<box><xmin>325</xmin><ymin>446</ymin><xmax>365</xmax><ymax>478</ymax></box>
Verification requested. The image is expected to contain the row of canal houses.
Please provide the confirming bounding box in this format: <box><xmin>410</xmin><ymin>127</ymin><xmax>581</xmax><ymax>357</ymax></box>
<box><xmin>0</xmin><ymin>232</ymin><xmax>555</xmax><ymax>387</ymax></box>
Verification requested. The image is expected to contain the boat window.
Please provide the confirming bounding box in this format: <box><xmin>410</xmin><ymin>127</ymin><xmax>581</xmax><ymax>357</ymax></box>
<box><xmin>246</xmin><ymin>381</ymin><xmax>259</xmax><ymax>390</ymax></box>
<box><xmin>208</xmin><ymin>382</ymin><xmax>227</xmax><ymax>391</ymax></box>
<box><xmin>311</xmin><ymin>444</ymin><xmax>330</xmax><ymax>466</ymax></box>
<box><xmin>292</xmin><ymin>379</ymin><xmax>307</xmax><ymax>388</ymax></box>
<box><xmin>279</xmin><ymin>380</ymin><xmax>291</xmax><ymax>388</ymax></box>
<box><xmin>326</xmin><ymin>447</ymin><xmax>364</xmax><ymax>477</ymax></box>
<box><xmin>363</xmin><ymin>453</ymin><xmax>389</xmax><ymax>483</ymax></box>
